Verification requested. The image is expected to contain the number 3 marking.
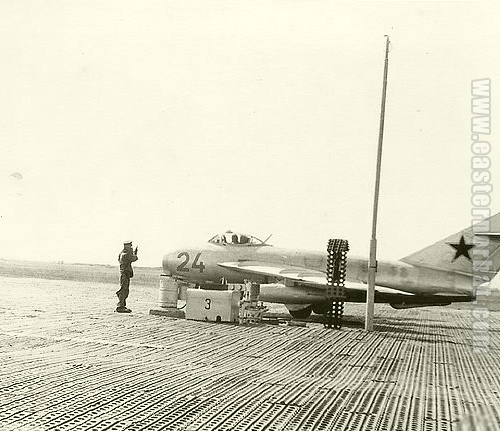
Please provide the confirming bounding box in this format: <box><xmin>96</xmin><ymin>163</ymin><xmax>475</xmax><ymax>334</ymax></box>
<box><xmin>205</xmin><ymin>298</ymin><xmax>211</xmax><ymax>310</ymax></box>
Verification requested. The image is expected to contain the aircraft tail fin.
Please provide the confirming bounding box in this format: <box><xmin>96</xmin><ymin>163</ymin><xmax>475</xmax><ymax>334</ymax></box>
<box><xmin>400</xmin><ymin>211</ymin><xmax>500</xmax><ymax>277</ymax></box>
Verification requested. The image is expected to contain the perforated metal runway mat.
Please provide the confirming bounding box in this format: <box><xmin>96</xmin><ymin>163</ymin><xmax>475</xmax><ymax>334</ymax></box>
<box><xmin>0</xmin><ymin>277</ymin><xmax>499</xmax><ymax>430</ymax></box>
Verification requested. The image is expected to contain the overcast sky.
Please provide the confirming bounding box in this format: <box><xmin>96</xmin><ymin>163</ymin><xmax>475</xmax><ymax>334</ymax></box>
<box><xmin>0</xmin><ymin>1</ymin><xmax>498</xmax><ymax>267</ymax></box>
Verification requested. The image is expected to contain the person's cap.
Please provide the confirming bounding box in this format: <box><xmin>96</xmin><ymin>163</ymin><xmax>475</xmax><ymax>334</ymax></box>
<box><xmin>123</xmin><ymin>240</ymin><xmax>133</xmax><ymax>245</ymax></box>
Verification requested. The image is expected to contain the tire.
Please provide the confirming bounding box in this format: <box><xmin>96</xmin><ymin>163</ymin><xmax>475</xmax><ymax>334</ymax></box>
<box><xmin>312</xmin><ymin>304</ymin><xmax>329</xmax><ymax>315</ymax></box>
<box><xmin>289</xmin><ymin>306</ymin><xmax>312</xmax><ymax>319</ymax></box>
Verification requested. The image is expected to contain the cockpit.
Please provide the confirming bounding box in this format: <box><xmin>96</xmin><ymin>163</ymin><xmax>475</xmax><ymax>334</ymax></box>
<box><xmin>208</xmin><ymin>231</ymin><xmax>271</xmax><ymax>246</ymax></box>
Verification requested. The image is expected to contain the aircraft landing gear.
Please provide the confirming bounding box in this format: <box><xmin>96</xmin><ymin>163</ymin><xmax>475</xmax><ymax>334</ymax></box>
<box><xmin>312</xmin><ymin>304</ymin><xmax>328</xmax><ymax>315</ymax></box>
<box><xmin>288</xmin><ymin>306</ymin><xmax>312</xmax><ymax>319</ymax></box>
<box><xmin>324</xmin><ymin>239</ymin><xmax>349</xmax><ymax>329</ymax></box>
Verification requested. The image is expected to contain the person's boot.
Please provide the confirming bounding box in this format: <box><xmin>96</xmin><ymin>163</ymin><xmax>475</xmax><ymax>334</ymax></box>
<box><xmin>115</xmin><ymin>307</ymin><xmax>131</xmax><ymax>313</ymax></box>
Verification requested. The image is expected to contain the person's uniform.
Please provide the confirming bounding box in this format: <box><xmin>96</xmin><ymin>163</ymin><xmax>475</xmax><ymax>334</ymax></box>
<box><xmin>116</xmin><ymin>242</ymin><xmax>138</xmax><ymax>313</ymax></box>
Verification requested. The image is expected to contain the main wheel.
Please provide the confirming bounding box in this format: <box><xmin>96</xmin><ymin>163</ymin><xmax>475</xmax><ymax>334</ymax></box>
<box><xmin>288</xmin><ymin>306</ymin><xmax>312</xmax><ymax>319</ymax></box>
<box><xmin>312</xmin><ymin>304</ymin><xmax>329</xmax><ymax>315</ymax></box>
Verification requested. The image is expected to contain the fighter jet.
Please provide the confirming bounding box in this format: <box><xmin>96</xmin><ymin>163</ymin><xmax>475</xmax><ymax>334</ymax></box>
<box><xmin>162</xmin><ymin>213</ymin><xmax>500</xmax><ymax>318</ymax></box>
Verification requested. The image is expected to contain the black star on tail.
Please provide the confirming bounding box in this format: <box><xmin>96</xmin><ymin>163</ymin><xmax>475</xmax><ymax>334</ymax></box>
<box><xmin>448</xmin><ymin>235</ymin><xmax>474</xmax><ymax>261</ymax></box>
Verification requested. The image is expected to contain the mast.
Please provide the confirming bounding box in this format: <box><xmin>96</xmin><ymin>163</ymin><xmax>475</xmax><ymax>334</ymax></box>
<box><xmin>365</xmin><ymin>35</ymin><xmax>390</xmax><ymax>331</ymax></box>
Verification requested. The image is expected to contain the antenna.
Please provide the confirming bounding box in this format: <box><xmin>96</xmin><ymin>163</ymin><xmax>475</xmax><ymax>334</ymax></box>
<box><xmin>263</xmin><ymin>234</ymin><xmax>273</xmax><ymax>244</ymax></box>
<box><xmin>365</xmin><ymin>35</ymin><xmax>390</xmax><ymax>331</ymax></box>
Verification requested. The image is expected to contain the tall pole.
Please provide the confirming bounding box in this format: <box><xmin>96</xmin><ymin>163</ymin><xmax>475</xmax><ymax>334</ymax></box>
<box><xmin>365</xmin><ymin>35</ymin><xmax>390</xmax><ymax>331</ymax></box>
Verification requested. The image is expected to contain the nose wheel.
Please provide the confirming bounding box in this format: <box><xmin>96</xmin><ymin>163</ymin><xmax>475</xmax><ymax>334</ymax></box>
<box><xmin>324</xmin><ymin>239</ymin><xmax>349</xmax><ymax>329</ymax></box>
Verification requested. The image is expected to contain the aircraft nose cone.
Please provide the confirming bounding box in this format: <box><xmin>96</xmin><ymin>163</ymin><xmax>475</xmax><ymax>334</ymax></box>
<box><xmin>162</xmin><ymin>250</ymin><xmax>178</xmax><ymax>276</ymax></box>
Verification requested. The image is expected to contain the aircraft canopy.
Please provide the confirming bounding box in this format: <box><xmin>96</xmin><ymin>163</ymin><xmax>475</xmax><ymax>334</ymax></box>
<box><xmin>208</xmin><ymin>231</ymin><xmax>269</xmax><ymax>246</ymax></box>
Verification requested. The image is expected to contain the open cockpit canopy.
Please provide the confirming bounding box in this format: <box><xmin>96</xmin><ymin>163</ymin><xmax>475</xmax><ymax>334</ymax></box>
<box><xmin>208</xmin><ymin>231</ymin><xmax>271</xmax><ymax>246</ymax></box>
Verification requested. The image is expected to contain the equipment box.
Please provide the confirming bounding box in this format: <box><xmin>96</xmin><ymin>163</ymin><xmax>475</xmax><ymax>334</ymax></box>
<box><xmin>186</xmin><ymin>289</ymin><xmax>240</xmax><ymax>323</ymax></box>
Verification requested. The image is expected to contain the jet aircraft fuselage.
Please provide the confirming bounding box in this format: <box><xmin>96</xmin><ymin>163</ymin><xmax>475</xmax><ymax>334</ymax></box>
<box><xmin>162</xmin><ymin>231</ymin><xmax>477</xmax><ymax>308</ymax></box>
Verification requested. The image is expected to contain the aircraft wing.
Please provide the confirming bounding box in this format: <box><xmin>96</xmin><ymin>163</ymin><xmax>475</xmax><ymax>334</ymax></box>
<box><xmin>217</xmin><ymin>260</ymin><xmax>467</xmax><ymax>307</ymax></box>
<box><xmin>218</xmin><ymin>261</ymin><xmax>412</xmax><ymax>296</ymax></box>
<box><xmin>218</xmin><ymin>261</ymin><xmax>326</xmax><ymax>285</ymax></box>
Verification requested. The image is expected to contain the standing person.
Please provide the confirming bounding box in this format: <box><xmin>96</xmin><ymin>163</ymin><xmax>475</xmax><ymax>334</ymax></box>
<box><xmin>116</xmin><ymin>241</ymin><xmax>138</xmax><ymax>313</ymax></box>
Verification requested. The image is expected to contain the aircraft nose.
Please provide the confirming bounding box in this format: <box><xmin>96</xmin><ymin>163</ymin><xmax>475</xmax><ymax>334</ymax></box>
<box><xmin>162</xmin><ymin>250</ymin><xmax>179</xmax><ymax>276</ymax></box>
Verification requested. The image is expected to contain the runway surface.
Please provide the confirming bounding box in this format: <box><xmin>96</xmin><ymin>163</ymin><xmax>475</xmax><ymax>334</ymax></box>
<box><xmin>0</xmin><ymin>276</ymin><xmax>499</xmax><ymax>430</ymax></box>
